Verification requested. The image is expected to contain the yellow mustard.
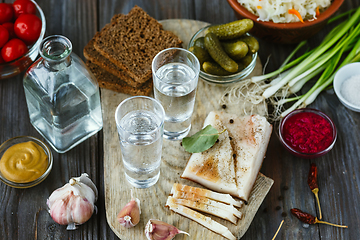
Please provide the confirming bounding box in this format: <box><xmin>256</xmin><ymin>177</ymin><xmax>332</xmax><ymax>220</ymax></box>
<box><xmin>0</xmin><ymin>141</ymin><xmax>48</xmax><ymax>183</ymax></box>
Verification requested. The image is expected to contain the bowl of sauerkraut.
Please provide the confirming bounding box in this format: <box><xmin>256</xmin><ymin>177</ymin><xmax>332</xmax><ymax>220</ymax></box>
<box><xmin>227</xmin><ymin>0</ymin><xmax>344</xmax><ymax>44</ymax></box>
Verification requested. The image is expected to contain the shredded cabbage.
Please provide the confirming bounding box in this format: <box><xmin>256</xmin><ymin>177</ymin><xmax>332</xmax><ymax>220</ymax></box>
<box><xmin>237</xmin><ymin>0</ymin><xmax>332</xmax><ymax>23</ymax></box>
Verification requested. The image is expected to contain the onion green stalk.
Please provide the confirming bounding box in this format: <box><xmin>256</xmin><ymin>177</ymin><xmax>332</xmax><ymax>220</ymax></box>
<box><xmin>251</xmin><ymin>43</ymin><xmax>312</xmax><ymax>83</ymax></box>
<box><xmin>276</xmin><ymin>95</ymin><xmax>303</xmax><ymax>106</ymax></box>
<box><xmin>280</xmin><ymin>41</ymin><xmax>308</xmax><ymax>68</ymax></box>
<box><xmin>303</xmin><ymin>42</ymin><xmax>360</xmax><ymax>106</ymax></box>
<box><xmin>328</xmin><ymin>9</ymin><xmax>357</xmax><ymax>24</ymax></box>
<box><xmin>287</xmin><ymin>52</ymin><xmax>332</xmax><ymax>87</ymax></box>
<box><xmin>280</xmin><ymin>22</ymin><xmax>360</xmax><ymax>117</ymax></box>
<box><xmin>262</xmin><ymin>7</ymin><xmax>360</xmax><ymax>99</ymax></box>
<box><xmin>289</xmin><ymin>65</ymin><xmax>326</xmax><ymax>93</ymax></box>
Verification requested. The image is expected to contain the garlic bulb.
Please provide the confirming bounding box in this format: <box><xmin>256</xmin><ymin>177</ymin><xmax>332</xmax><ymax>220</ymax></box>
<box><xmin>117</xmin><ymin>189</ymin><xmax>141</xmax><ymax>228</ymax></box>
<box><xmin>47</xmin><ymin>173</ymin><xmax>98</xmax><ymax>230</ymax></box>
<box><xmin>145</xmin><ymin>219</ymin><xmax>189</xmax><ymax>240</ymax></box>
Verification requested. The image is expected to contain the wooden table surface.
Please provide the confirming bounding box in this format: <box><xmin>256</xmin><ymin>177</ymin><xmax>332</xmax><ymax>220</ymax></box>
<box><xmin>1</xmin><ymin>0</ymin><xmax>359</xmax><ymax>239</ymax></box>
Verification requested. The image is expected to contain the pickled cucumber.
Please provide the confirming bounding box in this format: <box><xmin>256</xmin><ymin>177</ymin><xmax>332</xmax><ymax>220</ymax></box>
<box><xmin>236</xmin><ymin>62</ymin><xmax>245</xmax><ymax>72</ymax></box>
<box><xmin>189</xmin><ymin>46</ymin><xmax>211</xmax><ymax>67</ymax></box>
<box><xmin>203</xmin><ymin>62</ymin><xmax>232</xmax><ymax>76</ymax></box>
<box><xmin>221</xmin><ymin>40</ymin><xmax>249</xmax><ymax>60</ymax></box>
<box><xmin>204</xmin><ymin>33</ymin><xmax>238</xmax><ymax>73</ymax></box>
<box><xmin>206</xmin><ymin>19</ymin><xmax>254</xmax><ymax>40</ymax></box>
<box><xmin>194</xmin><ymin>37</ymin><xmax>205</xmax><ymax>49</ymax></box>
<box><xmin>239</xmin><ymin>35</ymin><xmax>259</xmax><ymax>53</ymax></box>
<box><xmin>240</xmin><ymin>55</ymin><xmax>253</xmax><ymax>68</ymax></box>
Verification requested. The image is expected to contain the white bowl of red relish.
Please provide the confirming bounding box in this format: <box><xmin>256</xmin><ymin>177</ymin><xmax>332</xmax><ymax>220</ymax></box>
<box><xmin>279</xmin><ymin>108</ymin><xmax>337</xmax><ymax>158</ymax></box>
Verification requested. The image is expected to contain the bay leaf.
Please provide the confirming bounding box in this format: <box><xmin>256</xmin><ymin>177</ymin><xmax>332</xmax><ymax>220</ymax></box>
<box><xmin>182</xmin><ymin>125</ymin><xmax>220</xmax><ymax>153</ymax></box>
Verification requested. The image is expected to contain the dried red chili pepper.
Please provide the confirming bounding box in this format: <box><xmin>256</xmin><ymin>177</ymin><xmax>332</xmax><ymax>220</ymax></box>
<box><xmin>291</xmin><ymin>208</ymin><xmax>316</xmax><ymax>224</ymax></box>
<box><xmin>291</xmin><ymin>208</ymin><xmax>348</xmax><ymax>228</ymax></box>
<box><xmin>308</xmin><ymin>163</ymin><xmax>322</xmax><ymax>219</ymax></box>
<box><xmin>308</xmin><ymin>163</ymin><xmax>318</xmax><ymax>189</ymax></box>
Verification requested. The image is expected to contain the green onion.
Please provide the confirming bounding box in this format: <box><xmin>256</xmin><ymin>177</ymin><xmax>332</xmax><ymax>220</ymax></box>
<box><xmin>222</xmin><ymin>7</ymin><xmax>360</xmax><ymax>121</ymax></box>
<box><xmin>280</xmin><ymin>19</ymin><xmax>360</xmax><ymax>117</ymax></box>
<box><xmin>251</xmin><ymin>43</ymin><xmax>312</xmax><ymax>83</ymax></box>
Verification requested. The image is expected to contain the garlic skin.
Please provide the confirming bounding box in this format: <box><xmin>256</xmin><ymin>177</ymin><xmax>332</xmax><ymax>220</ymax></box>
<box><xmin>145</xmin><ymin>219</ymin><xmax>189</xmax><ymax>240</ymax></box>
<box><xmin>117</xmin><ymin>190</ymin><xmax>141</xmax><ymax>228</ymax></box>
<box><xmin>47</xmin><ymin>173</ymin><xmax>98</xmax><ymax>230</ymax></box>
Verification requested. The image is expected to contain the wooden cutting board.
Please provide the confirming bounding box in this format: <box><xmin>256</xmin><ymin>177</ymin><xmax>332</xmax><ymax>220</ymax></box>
<box><xmin>101</xmin><ymin>19</ymin><xmax>274</xmax><ymax>240</ymax></box>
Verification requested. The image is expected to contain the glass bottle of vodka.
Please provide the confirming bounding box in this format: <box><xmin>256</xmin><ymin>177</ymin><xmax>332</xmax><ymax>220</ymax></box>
<box><xmin>23</xmin><ymin>35</ymin><xmax>103</xmax><ymax>153</ymax></box>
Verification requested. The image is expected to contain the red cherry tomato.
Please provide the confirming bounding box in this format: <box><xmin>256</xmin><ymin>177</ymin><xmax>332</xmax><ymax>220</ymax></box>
<box><xmin>1</xmin><ymin>38</ymin><xmax>28</xmax><ymax>62</ymax></box>
<box><xmin>0</xmin><ymin>3</ymin><xmax>14</xmax><ymax>24</ymax></box>
<box><xmin>2</xmin><ymin>22</ymin><xmax>15</xmax><ymax>39</ymax></box>
<box><xmin>14</xmin><ymin>14</ymin><xmax>42</xmax><ymax>45</ymax></box>
<box><xmin>0</xmin><ymin>25</ymin><xmax>9</xmax><ymax>48</ymax></box>
<box><xmin>13</xmin><ymin>0</ymin><xmax>36</xmax><ymax>18</ymax></box>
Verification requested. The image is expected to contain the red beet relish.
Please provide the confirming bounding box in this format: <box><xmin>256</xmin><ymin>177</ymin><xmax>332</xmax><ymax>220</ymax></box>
<box><xmin>281</xmin><ymin>110</ymin><xmax>334</xmax><ymax>154</ymax></box>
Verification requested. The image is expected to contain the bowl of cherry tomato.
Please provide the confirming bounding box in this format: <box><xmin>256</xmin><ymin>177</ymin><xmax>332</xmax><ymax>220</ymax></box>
<box><xmin>0</xmin><ymin>0</ymin><xmax>46</xmax><ymax>79</ymax></box>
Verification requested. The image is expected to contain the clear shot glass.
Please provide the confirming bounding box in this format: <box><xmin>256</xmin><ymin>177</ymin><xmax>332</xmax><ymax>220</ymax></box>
<box><xmin>152</xmin><ymin>47</ymin><xmax>200</xmax><ymax>141</ymax></box>
<box><xmin>115</xmin><ymin>96</ymin><xmax>165</xmax><ymax>188</ymax></box>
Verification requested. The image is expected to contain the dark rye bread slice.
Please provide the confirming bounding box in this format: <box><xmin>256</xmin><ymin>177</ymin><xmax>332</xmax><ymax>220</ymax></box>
<box><xmin>84</xmin><ymin>32</ymin><xmax>143</xmax><ymax>88</ymax></box>
<box><xmin>94</xmin><ymin>6</ymin><xmax>183</xmax><ymax>84</ymax></box>
<box><xmin>84</xmin><ymin>14</ymin><xmax>142</xmax><ymax>87</ymax></box>
<box><xmin>86</xmin><ymin>61</ymin><xmax>152</xmax><ymax>96</ymax></box>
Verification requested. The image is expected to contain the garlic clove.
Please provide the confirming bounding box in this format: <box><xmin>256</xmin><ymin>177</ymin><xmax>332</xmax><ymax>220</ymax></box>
<box><xmin>145</xmin><ymin>219</ymin><xmax>189</xmax><ymax>240</ymax></box>
<box><xmin>77</xmin><ymin>173</ymin><xmax>98</xmax><ymax>201</ymax></box>
<box><xmin>49</xmin><ymin>192</ymin><xmax>74</xmax><ymax>225</ymax></box>
<box><xmin>71</xmin><ymin>194</ymin><xmax>95</xmax><ymax>227</ymax></box>
<box><xmin>117</xmin><ymin>189</ymin><xmax>141</xmax><ymax>228</ymax></box>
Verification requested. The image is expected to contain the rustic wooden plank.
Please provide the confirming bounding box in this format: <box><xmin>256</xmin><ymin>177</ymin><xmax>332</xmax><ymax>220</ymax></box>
<box><xmin>101</xmin><ymin>19</ymin><xmax>272</xmax><ymax>240</ymax></box>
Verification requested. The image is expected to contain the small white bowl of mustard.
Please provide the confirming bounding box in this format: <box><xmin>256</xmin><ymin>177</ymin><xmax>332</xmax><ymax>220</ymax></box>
<box><xmin>0</xmin><ymin>136</ymin><xmax>53</xmax><ymax>188</ymax></box>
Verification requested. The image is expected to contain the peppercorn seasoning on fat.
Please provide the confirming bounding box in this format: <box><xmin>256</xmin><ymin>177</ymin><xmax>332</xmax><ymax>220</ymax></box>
<box><xmin>221</xmin><ymin>113</ymin><xmax>272</xmax><ymax>201</ymax></box>
<box><xmin>181</xmin><ymin>111</ymin><xmax>239</xmax><ymax>197</ymax></box>
<box><xmin>181</xmin><ymin>111</ymin><xmax>272</xmax><ymax>201</ymax></box>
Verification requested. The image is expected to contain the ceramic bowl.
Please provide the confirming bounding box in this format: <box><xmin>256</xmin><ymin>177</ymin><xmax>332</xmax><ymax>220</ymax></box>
<box><xmin>0</xmin><ymin>136</ymin><xmax>53</xmax><ymax>188</ymax></box>
<box><xmin>334</xmin><ymin>62</ymin><xmax>360</xmax><ymax>112</ymax></box>
<box><xmin>279</xmin><ymin>108</ymin><xmax>337</xmax><ymax>158</ymax></box>
<box><xmin>188</xmin><ymin>25</ymin><xmax>257</xmax><ymax>86</ymax></box>
<box><xmin>226</xmin><ymin>0</ymin><xmax>344</xmax><ymax>44</ymax></box>
<box><xmin>0</xmin><ymin>0</ymin><xmax>46</xmax><ymax>79</ymax></box>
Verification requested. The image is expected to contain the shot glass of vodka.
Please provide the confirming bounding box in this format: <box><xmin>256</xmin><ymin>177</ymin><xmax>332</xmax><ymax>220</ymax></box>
<box><xmin>115</xmin><ymin>96</ymin><xmax>165</xmax><ymax>188</ymax></box>
<box><xmin>152</xmin><ymin>48</ymin><xmax>200</xmax><ymax>140</ymax></box>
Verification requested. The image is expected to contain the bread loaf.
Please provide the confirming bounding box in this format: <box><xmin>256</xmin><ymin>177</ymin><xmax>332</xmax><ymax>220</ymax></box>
<box><xmin>94</xmin><ymin>6</ymin><xmax>183</xmax><ymax>84</ymax></box>
<box><xmin>84</xmin><ymin>32</ymin><xmax>143</xmax><ymax>87</ymax></box>
<box><xmin>86</xmin><ymin>61</ymin><xmax>153</xmax><ymax>96</ymax></box>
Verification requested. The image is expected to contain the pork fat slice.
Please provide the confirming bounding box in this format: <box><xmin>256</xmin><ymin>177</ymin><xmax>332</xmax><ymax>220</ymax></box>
<box><xmin>181</xmin><ymin>111</ymin><xmax>272</xmax><ymax>201</ymax></box>
<box><xmin>181</xmin><ymin>112</ymin><xmax>238</xmax><ymax>197</ymax></box>
<box><xmin>167</xmin><ymin>196</ymin><xmax>238</xmax><ymax>224</ymax></box>
<box><xmin>171</xmin><ymin>187</ymin><xmax>242</xmax><ymax>218</ymax></box>
<box><xmin>166</xmin><ymin>197</ymin><xmax>237</xmax><ymax>240</ymax></box>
